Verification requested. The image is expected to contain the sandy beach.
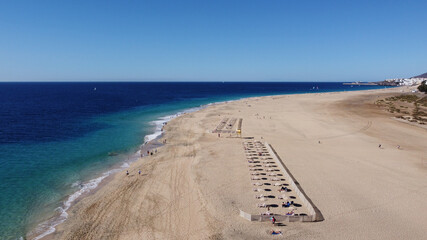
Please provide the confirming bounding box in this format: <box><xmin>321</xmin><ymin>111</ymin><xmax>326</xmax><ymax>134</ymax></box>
<box><xmin>50</xmin><ymin>87</ymin><xmax>427</xmax><ymax>240</ymax></box>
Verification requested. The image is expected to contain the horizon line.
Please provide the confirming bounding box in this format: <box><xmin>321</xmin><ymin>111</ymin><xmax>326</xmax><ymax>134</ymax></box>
<box><xmin>0</xmin><ymin>79</ymin><xmax>377</xmax><ymax>83</ymax></box>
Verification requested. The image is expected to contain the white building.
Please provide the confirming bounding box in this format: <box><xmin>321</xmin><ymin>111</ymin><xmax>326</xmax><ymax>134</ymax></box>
<box><xmin>384</xmin><ymin>78</ymin><xmax>426</xmax><ymax>86</ymax></box>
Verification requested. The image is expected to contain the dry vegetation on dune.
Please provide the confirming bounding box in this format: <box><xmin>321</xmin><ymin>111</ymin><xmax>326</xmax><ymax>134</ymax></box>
<box><xmin>375</xmin><ymin>94</ymin><xmax>427</xmax><ymax>125</ymax></box>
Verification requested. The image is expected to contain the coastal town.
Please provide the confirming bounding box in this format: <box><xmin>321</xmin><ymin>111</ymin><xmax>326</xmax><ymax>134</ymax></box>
<box><xmin>380</xmin><ymin>77</ymin><xmax>426</xmax><ymax>86</ymax></box>
<box><xmin>344</xmin><ymin>72</ymin><xmax>427</xmax><ymax>87</ymax></box>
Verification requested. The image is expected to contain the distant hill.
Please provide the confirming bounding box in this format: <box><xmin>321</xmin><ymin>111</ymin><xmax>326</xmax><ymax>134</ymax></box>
<box><xmin>412</xmin><ymin>72</ymin><xmax>427</xmax><ymax>78</ymax></box>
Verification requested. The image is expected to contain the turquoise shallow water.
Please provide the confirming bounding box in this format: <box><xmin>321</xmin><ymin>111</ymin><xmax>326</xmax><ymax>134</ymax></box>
<box><xmin>0</xmin><ymin>82</ymin><xmax>391</xmax><ymax>239</ymax></box>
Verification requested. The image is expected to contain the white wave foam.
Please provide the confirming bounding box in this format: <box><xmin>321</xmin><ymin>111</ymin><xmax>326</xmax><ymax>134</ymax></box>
<box><xmin>121</xmin><ymin>162</ymin><xmax>130</xmax><ymax>168</ymax></box>
<box><xmin>30</xmin><ymin>104</ymin><xmax>214</xmax><ymax>240</ymax></box>
<box><xmin>143</xmin><ymin>106</ymin><xmax>206</xmax><ymax>143</ymax></box>
<box><xmin>31</xmin><ymin>166</ymin><xmax>127</xmax><ymax>240</ymax></box>
<box><xmin>70</xmin><ymin>181</ymin><xmax>81</xmax><ymax>188</ymax></box>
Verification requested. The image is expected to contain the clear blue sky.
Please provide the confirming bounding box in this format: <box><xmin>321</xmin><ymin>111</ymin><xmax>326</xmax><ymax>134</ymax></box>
<box><xmin>0</xmin><ymin>0</ymin><xmax>426</xmax><ymax>82</ymax></box>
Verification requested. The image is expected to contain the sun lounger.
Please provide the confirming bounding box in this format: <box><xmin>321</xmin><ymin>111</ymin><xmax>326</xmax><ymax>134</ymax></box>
<box><xmin>255</xmin><ymin>194</ymin><xmax>264</xmax><ymax>199</ymax></box>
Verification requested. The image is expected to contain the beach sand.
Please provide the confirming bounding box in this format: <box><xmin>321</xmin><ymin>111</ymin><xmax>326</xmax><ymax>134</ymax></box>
<box><xmin>51</xmin><ymin>87</ymin><xmax>427</xmax><ymax>240</ymax></box>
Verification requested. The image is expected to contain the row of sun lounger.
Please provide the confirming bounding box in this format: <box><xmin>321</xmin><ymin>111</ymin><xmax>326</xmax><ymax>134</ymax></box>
<box><xmin>212</xmin><ymin>118</ymin><xmax>229</xmax><ymax>133</ymax></box>
<box><xmin>243</xmin><ymin>140</ymin><xmax>300</xmax><ymax>216</ymax></box>
<box><xmin>213</xmin><ymin>117</ymin><xmax>242</xmax><ymax>133</ymax></box>
<box><xmin>225</xmin><ymin>118</ymin><xmax>237</xmax><ymax>129</ymax></box>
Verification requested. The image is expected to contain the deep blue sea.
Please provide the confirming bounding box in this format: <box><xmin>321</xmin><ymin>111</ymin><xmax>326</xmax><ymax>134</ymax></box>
<box><xmin>0</xmin><ymin>82</ymin><xmax>389</xmax><ymax>239</ymax></box>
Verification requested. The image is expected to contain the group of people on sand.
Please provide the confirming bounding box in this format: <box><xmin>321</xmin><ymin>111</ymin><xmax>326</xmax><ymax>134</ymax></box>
<box><xmin>126</xmin><ymin>169</ymin><xmax>142</xmax><ymax>176</ymax></box>
<box><xmin>140</xmin><ymin>147</ymin><xmax>160</xmax><ymax>158</ymax></box>
<box><xmin>161</xmin><ymin>122</ymin><xmax>168</xmax><ymax>132</ymax></box>
<box><xmin>378</xmin><ymin>143</ymin><xmax>401</xmax><ymax>149</ymax></box>
<box><xmin>281</xmin><ymin>201</ymin><xmax>293</xmax><ymax>208</ymax></box>
<box><xmin>146</xmin><ymin>149</ymin><xmax>158</xmax><ymax>156</ymax></box>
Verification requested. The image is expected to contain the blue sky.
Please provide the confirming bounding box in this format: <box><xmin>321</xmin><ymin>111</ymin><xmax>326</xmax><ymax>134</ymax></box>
<box><xmin>0</xmin><ymin>0</ymin><xmax>426</xmax><ymax>82</ymax></box>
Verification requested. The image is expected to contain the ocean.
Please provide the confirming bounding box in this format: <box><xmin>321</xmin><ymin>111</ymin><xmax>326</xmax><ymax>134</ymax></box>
<box><xmin>0</xmin><ymin>82</ymin><xmax>389</xmax><ymax>239</ymax></box>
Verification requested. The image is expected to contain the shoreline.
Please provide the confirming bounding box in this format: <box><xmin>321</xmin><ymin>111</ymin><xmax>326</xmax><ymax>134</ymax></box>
<box><xmin>28</xmin><ymin>106</ymin><xmax>206</xmax><ymax>240</ymax></box>
<box><xmin>54</xmin><ymin>86</ymin><xmax>426</xmax><ymax>239</ymax></box>
<box><xmin>28</xmin><ymin>85</ymin><xmax>417</xmax><ymax>240</ymax></box>
<box><xmin>29</xmin><ymin>129</ymin><xmax>163</xmax><ymax>240</ymax></box>
<box><xmin>29</xmin><ymin>96</ymin><xmax>251</xmax><ymax>240</ymax></box>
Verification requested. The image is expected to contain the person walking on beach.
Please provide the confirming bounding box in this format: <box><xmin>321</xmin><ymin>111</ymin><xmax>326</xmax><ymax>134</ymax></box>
<box><xmin>271</xmin><ymin>216</ymin><xmax>276</xmax><ymax>225</ymax></box>
<box><xmin>138</xmin><ymin>169</ymin><xmax>141</xmax><ymax>175</ymax></box>
<box><xmin>126</xmin><ymin>170</ymin><xmax>129</xmax><ymax>176</ymax></box>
